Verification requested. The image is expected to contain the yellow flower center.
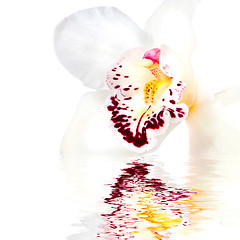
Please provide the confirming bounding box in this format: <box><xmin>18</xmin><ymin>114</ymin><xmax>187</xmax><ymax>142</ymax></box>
<box><xmin>140</xmin><ymin>59</ymin><xmax>172</xmax><ymax>104</ymax></box>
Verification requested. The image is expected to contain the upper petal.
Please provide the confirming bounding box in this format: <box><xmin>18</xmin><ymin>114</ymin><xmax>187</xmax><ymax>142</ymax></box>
<box><xmin>54</xmin><ymin>7</ymin><xmax>147</xmax><ymax>89</ymax></box>
<box><xmin>144</xmin><ymin>0</ymin><xmax>200</xmax><ymax>66</ymax></box>
<box><xmin>192</xmin><ymin>0</ymin><xmax>240</xmax><ymax>94</ymax></box>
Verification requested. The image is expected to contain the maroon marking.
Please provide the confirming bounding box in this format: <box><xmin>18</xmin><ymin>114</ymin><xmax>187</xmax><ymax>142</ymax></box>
<box><xmin>124</xmin><ymin>97</ymin><xmax>132</xmax><ymax>100</ymax></box>
<box><xmin>119</xmin><ymin>65</ymin><xmax>122</xmax><ymax>68</ymax></box>
<box><xmin>177</xmin><ymin>83</ymin><xmax>181</xmax><ymax>86</ymax></box>
<box><xmin>136</xmin><ymin>106</ymin><xmax>151</xmax><ymax>137</ymax></box>
<box><xmin>124</xmin><ymin>76</ymin><xmax>129</xmax><ymax>78</ymax></box>
<box><xmin>144</xmin><ymin>110</ymin><xmax>165</xmax><ymax>130</ymax></box>
<box><xmin>159</xmin><ymin>110</ymin><xmax>164</xmax><ymax>117</ymax></box>
<box><xmin>123</xmin><ymin>88</ymin><xmax>130</xmax><ymax>91</ymax></box>
<box><xmin>114</xmin><ymin>85</ymin><xmax>120</xmax><ymax>89</ymax></box>
<box><xmin>114</xmin><ymin>123</ymin><xmax>121</xmax><ymax>128</ymax></box>
<box><xmin>108</xmin><ymin>96</ymin><xmax>148</xmax><ymax>147</ymax></box>
<box><xmin>176</xmin><ymin>107</ymin><xmax>185</xmax><ymax>117</ymax></box>
<box><xmin>134</xmin><ymin>88</ymin><xmax>139</xmax><ymax>91</ymax></box>
<box><xmin>113</xmin><ymin>77</ymin><xmax>118</xmax><ymax>80</ymax></box>
<box><xmin>169</xmin><ymin>89</ymin><xmax>173</xmax><ymax>96</ymax></box>
<box><xmin>107</xmin><ymin>96</ymin><xmax>168</xmax><ymax>148</ymax></box>
<box><xmin>170</xmin><ymin>100</ymin><xmax>176</xmax><ymax>104</ymax></box>
<box><xmin>117</xmin><ymin>106</ymin><xmax>128</xmax><ymax>110</ymax></box>
<box><xmin>116</xmin><ymin>74</ymin><xmax>121</xmax><ymax>76</ymax></box>
<box><xmin>162</xmin><ymin>98</ymin><xmax>165</xmax><ymax>102</ymax></box>
<box><xmin>168</xmin><ymin>108</ymin><xmax>176</xmax><ymax>118</ymax></box>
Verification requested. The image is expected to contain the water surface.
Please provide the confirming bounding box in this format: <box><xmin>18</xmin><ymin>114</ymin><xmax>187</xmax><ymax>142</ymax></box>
<box><xmin>63</xmin><ymin>152</ymin><xmax>240</xmax><ymax>240</ymax></box>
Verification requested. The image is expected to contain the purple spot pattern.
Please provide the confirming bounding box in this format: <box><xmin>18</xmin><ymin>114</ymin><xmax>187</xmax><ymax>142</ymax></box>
<box><xmin>106</xmin><ymin>57</ymin><xmax>188</xmax><ymax>149</ymax></box>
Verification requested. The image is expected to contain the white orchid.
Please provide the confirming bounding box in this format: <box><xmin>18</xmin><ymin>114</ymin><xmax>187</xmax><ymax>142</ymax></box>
<box><xmin>54</xmin><ymin>0</ymin><xmax>240</xmax><ymax>156</ymax></box>
<box><xmin>54</xmin><ymin>2</ymin><xmax>240</xmax><ymax>238</ymax></box>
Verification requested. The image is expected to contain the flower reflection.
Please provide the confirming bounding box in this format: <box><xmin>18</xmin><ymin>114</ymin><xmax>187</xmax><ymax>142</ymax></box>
<box><xmin>98</xmin><ymin>161</ymin><xmax>200</xmax><ymax>239</ymax></box>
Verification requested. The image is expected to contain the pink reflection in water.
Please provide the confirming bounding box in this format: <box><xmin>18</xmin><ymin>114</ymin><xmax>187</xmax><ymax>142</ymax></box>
<box><xmin>97</xmin><ymin>161</ymin><xmax>200</xmax><ymax>239</ymax></box>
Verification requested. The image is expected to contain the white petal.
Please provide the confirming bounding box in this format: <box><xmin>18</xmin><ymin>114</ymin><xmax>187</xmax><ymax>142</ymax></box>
<box><xmin>54</xmin><ymin>7</ymin><xmax>146</xmax><ymax>89</ymax></box>
<box><xmin>192</xmin><ymin>0</ymin><xmax>240</xmax><ymax>93</ymax></box>
<box><xmin>186</xmin><ymin>87</ymin><xmax>240</xmax><ymax>224</ymax></box>
<box><xmin>187</xmin><ymin>87</ymin><xmax>240</xmax><ymax>158</ymax></box>
<box><xmin>145</xmin><ymin>0</ymin><xmax>200</xmax><ymax>65</ymax></box>
<box><xmin>61</xmin><ymin>90</ymin><xmax>135</xmax><ymax>156</ymax></box>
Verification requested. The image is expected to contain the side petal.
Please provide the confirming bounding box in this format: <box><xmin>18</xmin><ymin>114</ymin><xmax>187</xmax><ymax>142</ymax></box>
<box><xmin>187</xmin><ymin>86</ymin><xmax>240</xmax><ymax>158</ymax></box>
<box><xmin>54</xmin><ymin>7</ymin><xmax>146</xmax><ymax>89</ymax></box>
<box><xmin>192</xmin><ymin>0</ymin><xmax>240</xmax><ymax>93</ymax></box>
<box><xmin>186</xmin><ymin>87</ymin><xmax>240</xmax><ymax>230</ymax></box>
<box><xmin>144</xmin><ymin>0</ymin><xmax>200</xmax><ymax>65</ymax></box>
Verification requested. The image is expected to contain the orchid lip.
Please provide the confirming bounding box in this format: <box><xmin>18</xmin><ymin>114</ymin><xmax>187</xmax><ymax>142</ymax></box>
<box><xmin>106</xmin><ymin>47</ymin><xmax>189</xmax><ymax>151</ymax></box>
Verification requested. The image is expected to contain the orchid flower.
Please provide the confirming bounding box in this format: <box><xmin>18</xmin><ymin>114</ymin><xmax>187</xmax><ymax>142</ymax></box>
<box><xmin>54</xmin><ymin>0</ymin><xmax>240</xmax><ymax>156</ymax></box>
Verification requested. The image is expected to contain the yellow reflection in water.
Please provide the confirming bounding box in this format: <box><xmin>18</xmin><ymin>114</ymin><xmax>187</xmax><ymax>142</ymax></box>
<box><xmin>133</xmin><ymin>189</ymin><xmax>201</xmax><ymax>239</ymax></box>
<box><xmin>98</xmin><ymin>161</ymin><xmax>202</xmax><ymax>240</ymax></box>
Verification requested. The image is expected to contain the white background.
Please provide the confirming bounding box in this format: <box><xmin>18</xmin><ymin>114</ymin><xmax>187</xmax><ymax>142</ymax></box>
<box><xmin>1</xmin><ymin>0</ymin><xmax>239</xmax><ymax>240</ymax></box>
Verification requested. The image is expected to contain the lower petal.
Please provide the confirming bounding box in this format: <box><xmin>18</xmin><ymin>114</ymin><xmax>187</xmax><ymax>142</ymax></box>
<box><xmin>61</xmin><ymin>90</ymin><xmax>136</xmax><ymax>156</ymax></box>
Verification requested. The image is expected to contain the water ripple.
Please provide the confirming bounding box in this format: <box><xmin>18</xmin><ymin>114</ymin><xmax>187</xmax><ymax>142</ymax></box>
<box><xmin>97</xmin><ymin>161</ymin><xmax>201</xmax><ymax>239</ymax></box>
